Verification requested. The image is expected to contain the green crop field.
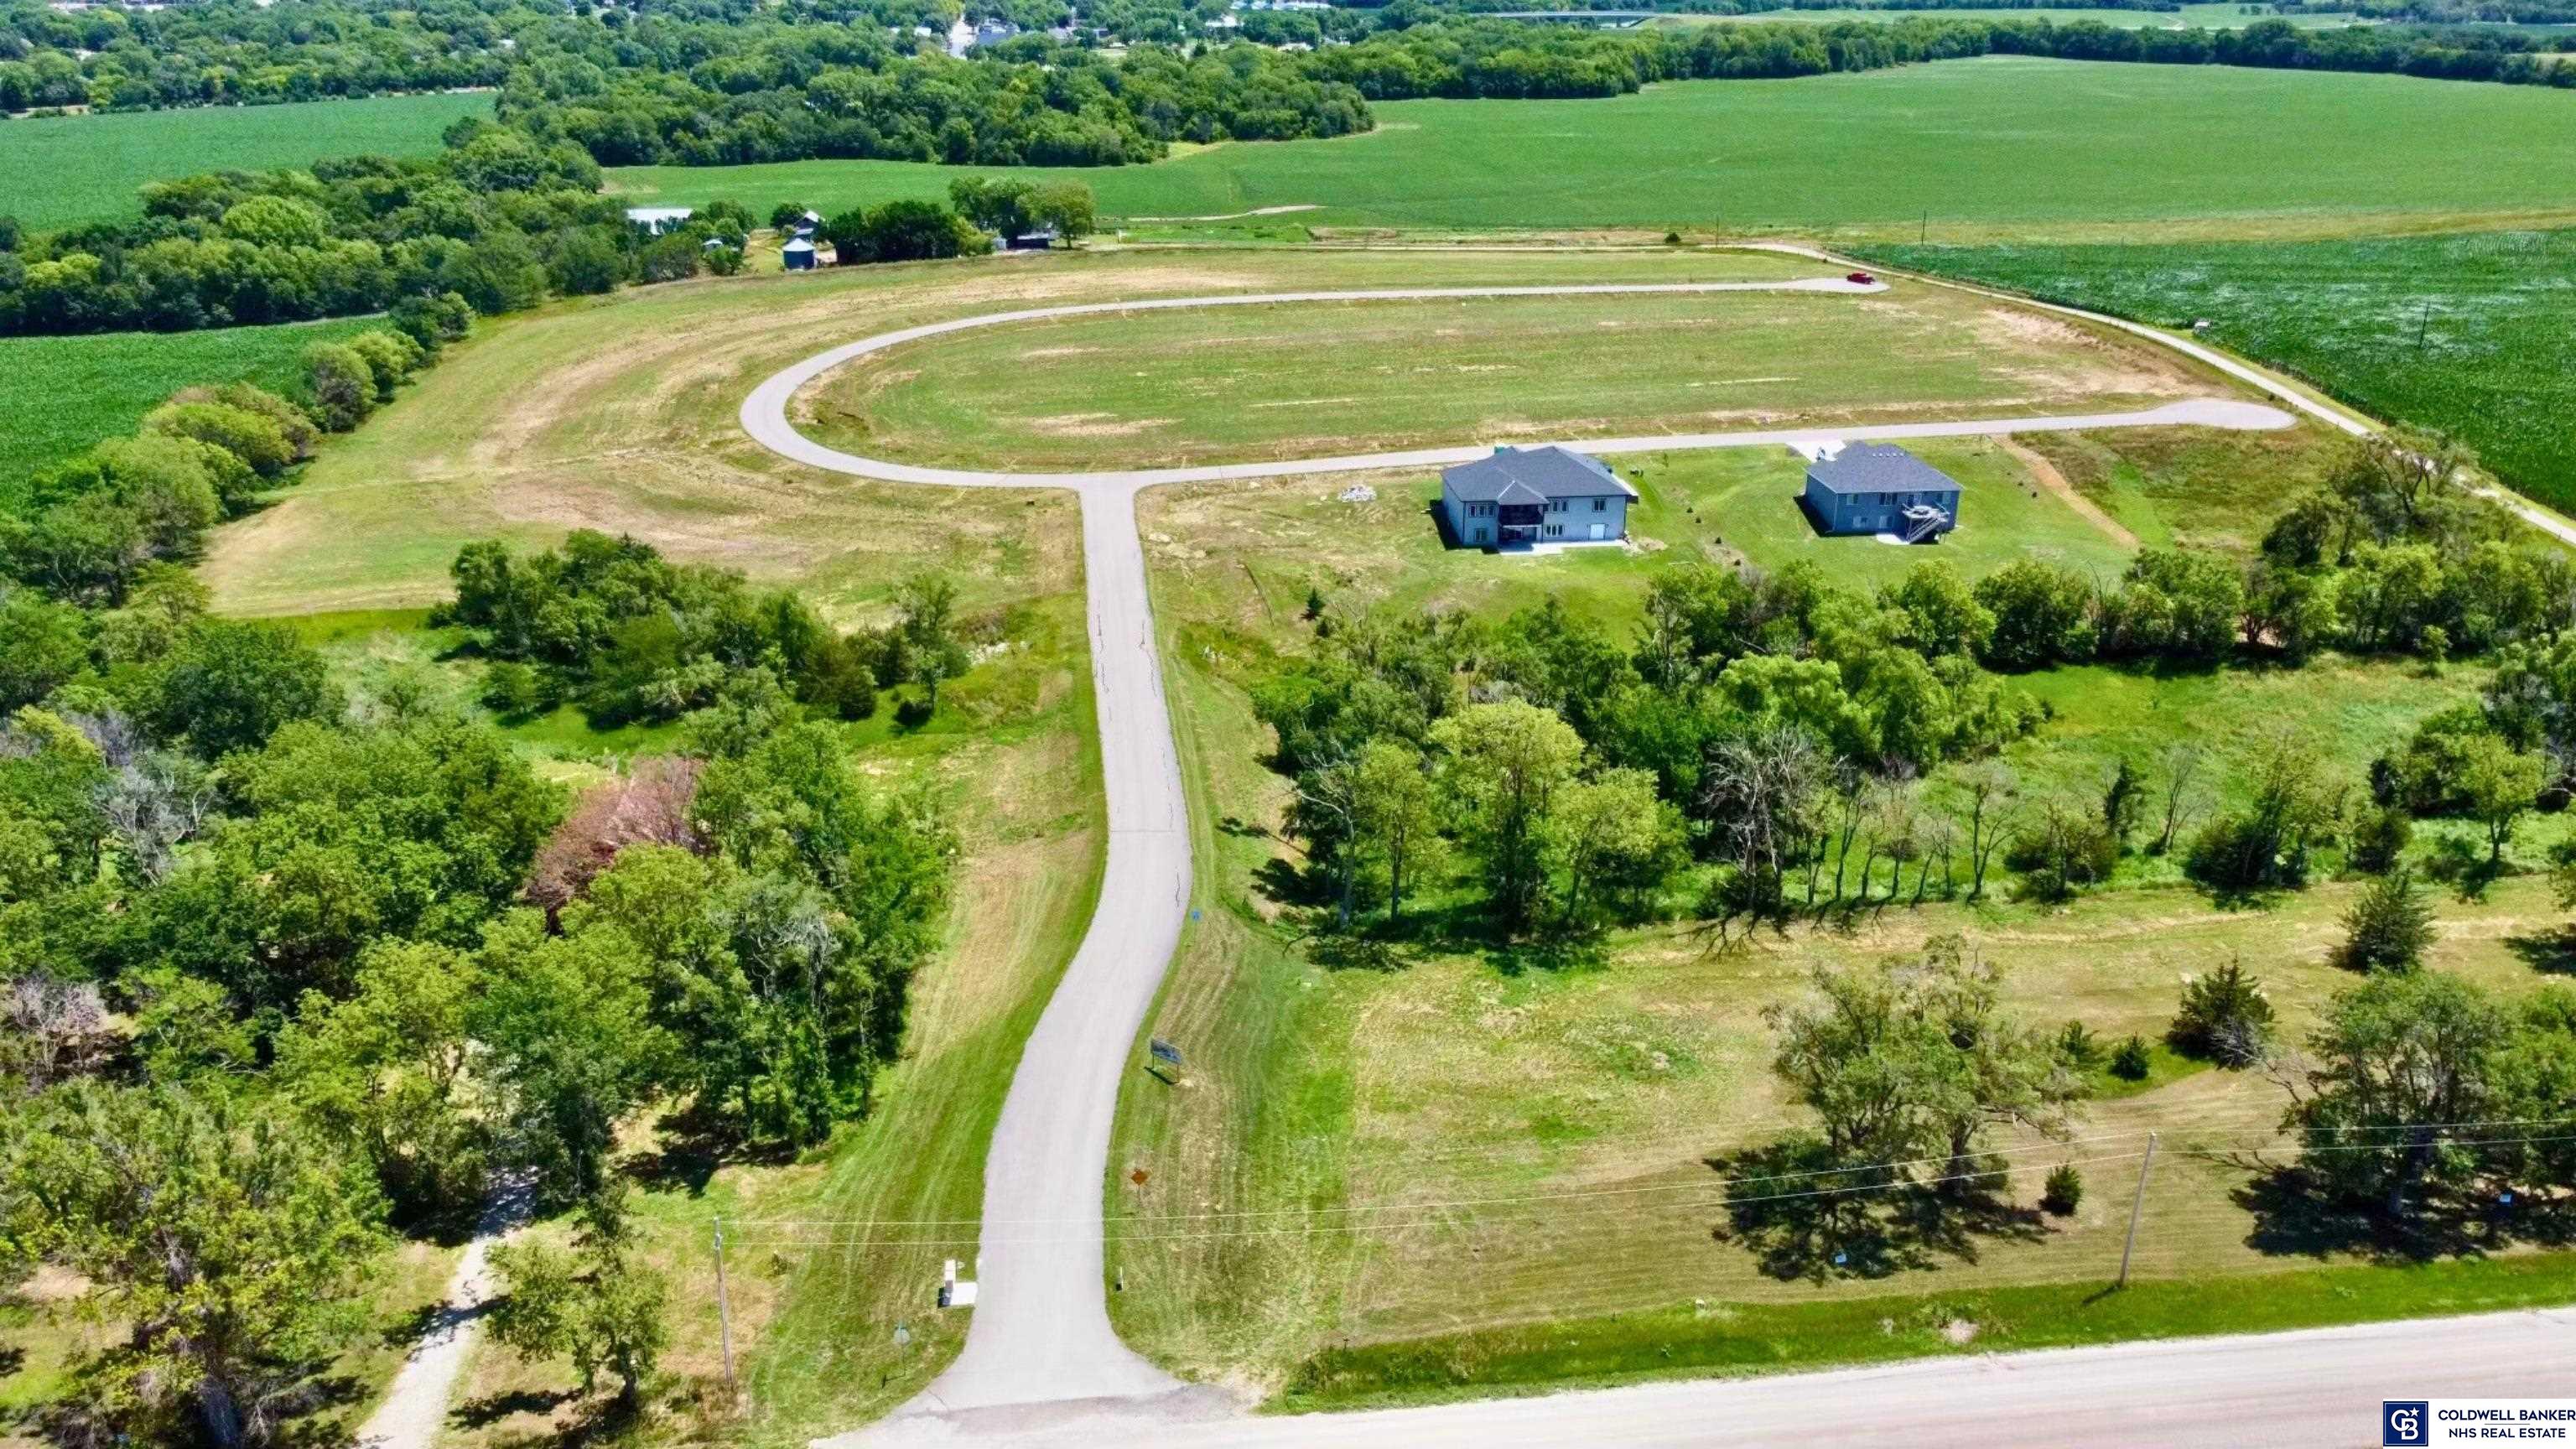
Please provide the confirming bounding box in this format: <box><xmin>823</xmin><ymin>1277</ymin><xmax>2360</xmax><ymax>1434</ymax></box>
<box><xmin>0</xmin><ymin>315</ymin><xmax>384</xmax><ymax>509</ymax></box>
<box><xmin>1871</xmin><ymin>229</ymin><xmax>2576</xmax><ymax>511</ymax></box>
<box><xmin>609</xmin><ymin>60</ymin><xmax>2576</xmax><ymax>242</ymax></box>
<box><xmin>1661</xmin><ymin>4</ymin><xmax>2375</xmax><ymax>27</ymax></box>
<box><xmin>0</xmin><ymin>91</ymin><xmax>492</xmax><ymax>231</ymax></box>
<box><xmin>797</xmin><ymin>268</ymin><xmax>2209</xmax><ymax>471</ymax></box>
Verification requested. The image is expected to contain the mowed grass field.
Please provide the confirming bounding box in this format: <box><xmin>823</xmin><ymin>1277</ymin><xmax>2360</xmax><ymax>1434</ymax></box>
<box><xmin>796</xmin><ymin>267</ymin><xmax>2213</xmax><ymax>472</ymax></box>
<box><xmin>0</xmin><ymin>316</ymin><xmax>384</xmax><ymax>502</ymax></box>
<box><xmin>204</xmin><ymin>246</ymin><xmax>2146</xmax><ymax>616</ymax></box>
<box><xmin>1109</xmin><ymin>428</ymin><xmax>2576</xmax><ymax>1401</ymax></box>
<box><xmin>1872</xmin><ymin>230</ymin><xmax>2576</xmax><ymax>512</ymax></box>
<box><xmin>0</xmin><ymin>91</ymin><xmax>491</xmax><ymax>231</ymax></box>
<box><xmin>608</xmin><ymin>60</ymin><xmax>2576</xmax><ymax>242</ymax></box>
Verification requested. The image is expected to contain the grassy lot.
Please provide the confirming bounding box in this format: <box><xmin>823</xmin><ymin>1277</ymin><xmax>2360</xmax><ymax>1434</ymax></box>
<box><xmin>606</xmin><ymin>60</ymin><xmax>2576</xmax><ymax>243</ymax></box>
<box><xmin>1870</xmin><ymin>230</ymin><xmax>2576</xmax><ymax>512</ymax></box>
<box><xmin>201</xmin><ymin>245</ymin><xmax>2056</xmax><ymax>618</ymax></box>
<box><xmin>797</xmin><ymin>273</ymin><xmax>2210</xmax><ymax>472</ymax></box>
<box><xmin>0</xmin><ymin>92</ymin><xmax>492</xmax><ymax>231</ymax></box>
<box><xmin>0</xmin><ymin>316</ymin><xmax>384</xmax><ymax>507</ymax></box>
<box><xmin>1108</xmin><ymin>433</ymin><xmax>2576</xmax><ymax>1400</ymax></box>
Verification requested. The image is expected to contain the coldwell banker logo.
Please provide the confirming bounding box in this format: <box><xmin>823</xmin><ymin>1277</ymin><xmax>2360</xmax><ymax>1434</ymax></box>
<box><xmin>2386</xmin><ymin>1402</ymin><xmax>2431</xmax><ymax>1446</ymax></box>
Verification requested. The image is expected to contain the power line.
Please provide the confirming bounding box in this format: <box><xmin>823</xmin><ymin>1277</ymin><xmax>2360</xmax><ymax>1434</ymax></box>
<box><xmin>714</xmin><ymin>1115</ymin><xmax>2576</xmax><ymax>1231</ymax></box>
<box><xmin>711</xmin><ymin>1130</ymin><xmax>2576</xmax><ymax>1252</ymax></box>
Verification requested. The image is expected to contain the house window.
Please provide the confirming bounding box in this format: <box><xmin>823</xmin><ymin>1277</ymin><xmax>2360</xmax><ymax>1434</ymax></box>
<box><xmin>1592</xmin><ymin>498</ymin><xmax>1607</xmax><ymax>512</ymax></box>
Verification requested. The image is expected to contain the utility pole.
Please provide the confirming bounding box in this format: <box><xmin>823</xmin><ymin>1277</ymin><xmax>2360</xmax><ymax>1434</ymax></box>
<box><xmin>1920</xmin><ymin>210</ymin><xmax>1928</xmax><ymax>245</ymax></box>
<box><xmin>714</xmin><ymin>1217</ymin><xmax>737</xmax><ymax>1392</ymax></box>
<box><xmin>2117</xmin><ymin>1132</ymin><xmax>2158</xmax><ymax>1290</ymax></box>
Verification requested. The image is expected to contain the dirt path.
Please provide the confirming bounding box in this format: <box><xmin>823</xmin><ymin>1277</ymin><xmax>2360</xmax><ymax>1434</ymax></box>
<box><xmin>1996</xmin><ymin>434</ymin><xmax>2139</xmax><ymax>548</ymax></box>
<box><xmin>355</xmin><ymin>1181</ymin><xmax>530</xmax><ymax>1449</ymax></box>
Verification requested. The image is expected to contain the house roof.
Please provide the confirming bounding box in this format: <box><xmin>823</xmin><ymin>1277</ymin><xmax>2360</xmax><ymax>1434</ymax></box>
<box><xmin>1441</xmin><ymin>446</ymin><xmax>1636</xmax><ymax>504</ymax></box>
<box><xmin>782</xmin><ymin>237</ymin><xmax>816</xmax><ymax>253</ymax></box>
<box><xmin>1804</xmin><ymin>443</ymin><xmax>1959</xmax><ymax>496</ymax></box>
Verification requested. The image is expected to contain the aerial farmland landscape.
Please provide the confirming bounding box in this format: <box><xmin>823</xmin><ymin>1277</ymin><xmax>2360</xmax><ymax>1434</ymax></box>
<box><xmin>3</xmin><ymin>1</ymin><xmax>2576</xmax><ymax>1446</ymax></box>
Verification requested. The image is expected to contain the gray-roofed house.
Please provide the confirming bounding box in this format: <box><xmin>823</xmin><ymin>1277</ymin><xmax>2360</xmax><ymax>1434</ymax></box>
<box><xmin>1441</xmin><ymin>445</ymin><xmax>1637</xmax><ymax>549</ymax></box>
<box><xmin>1800</xmin><ymin>443</ymin><xmax>1961</xmax><ymax>543</ymax></box>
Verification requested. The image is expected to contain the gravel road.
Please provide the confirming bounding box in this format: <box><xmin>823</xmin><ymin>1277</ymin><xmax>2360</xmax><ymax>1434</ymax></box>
<box><xmin>738</xmin><ymin>278</ymin><xmax>2299</xmax><ymax>1443</ymax></box>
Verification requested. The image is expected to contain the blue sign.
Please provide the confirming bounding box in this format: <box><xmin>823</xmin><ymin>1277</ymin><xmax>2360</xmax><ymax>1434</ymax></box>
<box><xmin>2384</xmin><ymin>1401</ymin><xmax>2431</xmax><ymax>1447</ymax></box>
<box><xmin>1150</xmin><ymin>1038</ymin><xmax>1184</xmax><ymax>1067</ymax></box>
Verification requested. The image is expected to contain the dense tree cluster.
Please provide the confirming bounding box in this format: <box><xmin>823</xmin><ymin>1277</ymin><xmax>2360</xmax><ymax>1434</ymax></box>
<box><xmin>1256</xmin><ymin>428</ymin><xmax>2574</xmax><ymax>942</ymax></box>
<box><xmin>1256</xmin><ymin>556</ymin><xmax>2045</xmax><ymax>940</ymax></box>
<box><xmin>442</xmin><ymin>532</ymin><xmax>977</xmax><ymax>730</ymax></box>
<box><xmin>0</xmin><ymin>127</ymin><xmax>752</xmax><ymax>336</ymax></box>
<box><xmin>0</xmin><ymin>321</ymin><xmax>956</xmax><ymax>1443</ymax></box>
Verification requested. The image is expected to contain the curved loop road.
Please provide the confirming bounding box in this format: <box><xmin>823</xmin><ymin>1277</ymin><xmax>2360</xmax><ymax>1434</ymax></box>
<box><xmin>736</xmin><ymin>278</ymin><xmax>2300</xmax><ymax>1439</ymax></box>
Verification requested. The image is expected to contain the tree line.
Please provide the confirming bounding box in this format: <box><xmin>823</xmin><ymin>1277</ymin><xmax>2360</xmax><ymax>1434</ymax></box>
<box><xmin>1304</xmin><ymin>11</ymin><xmax>2573</xmax><ymax>102</ymax></box>
<box><xmin>0</xmin><ymin>313</ymin><xmax>962</xmax><ymax>1442</ymax></box>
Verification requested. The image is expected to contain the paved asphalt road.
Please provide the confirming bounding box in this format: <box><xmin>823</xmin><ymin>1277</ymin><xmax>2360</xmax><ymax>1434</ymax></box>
<box><xmin>738</xmin><ymin>277</ymin><xmax>2307</xmax><ymax>1441</ymax></box>
<box><xmin>835</xmin><ymin>1307</ymin><xmax>2576</xmax><ymax>1448</ymax></box>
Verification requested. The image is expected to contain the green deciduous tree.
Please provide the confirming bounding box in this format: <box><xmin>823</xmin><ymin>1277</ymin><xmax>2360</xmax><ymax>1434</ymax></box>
<box><xmin>274</xmin><ymin>938</ymin><xmax>488</xmax><ymax>1223</ymax></box>
<box><xmin>1545</xmin><ymin>766</ymin><xmax>1685</xmax><ymax>932</ymax></box>
<box><xmin>472</xmin><ymin>910</ymin><xmax>668</xmax><ymax>1205</ymax></box>
<box><xmin>1429</xmin><ymin>699</ymin><xmax>1583</xmax><ymax>932</ymax></box>
<box><xmin>2287</xmin><ymin>970</ymin><xmax>2503</xmax><ymax>1220</ymax></box>
<box><xmin>487</xmin><ymin>1190</ymin><xmax>668</xmax><ymax>1410</ymax></box>
<box><xmin>2458</xmin><ymin>734</ymin><xmax>2545</xmax><ymax>866</ymax></box>
<box><xmin>3</xmin><ymin>1083</ymin><xmax>390</xmax><ymax>1449</ymax></box>
<box><xmin>142</xmin><ymin>616</ymin><xmax>340</xmax><ymax>761</ymax></box>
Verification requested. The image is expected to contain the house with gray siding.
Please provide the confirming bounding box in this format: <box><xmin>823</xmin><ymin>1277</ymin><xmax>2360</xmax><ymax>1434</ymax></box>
<box><xmin>1800</xmin><ymin>443</ymin><xmax>1961</xmax><ymax>542</ymax></box>
<box><xmin>1441</xmin><ymin>445</ymin><xmax>1635</xmax><ymax>550</ymax></box>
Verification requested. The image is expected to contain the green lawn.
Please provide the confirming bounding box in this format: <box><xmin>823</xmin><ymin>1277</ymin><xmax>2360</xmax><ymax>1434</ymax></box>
<box><xmin>1639</xmin><ymin>436</ymin><xmax>2137</xmax><ymax>587</ymax></box>
<box><xmin>1870</xmin><ymin>230</ymin><xmax>2576</xmax><ymax>512</ymax></box>
<box><xmin>608</xmin><ymin>60</ymin><xmax>2576</xmax><ymax>241</ymax></box>
<box><xmin>0</xmin><ymin>316</ymin><xmax>385</xmax><ymax>508</ymax></box>
<box><xmin>801</xmin><ymin>273</ymin><xmax>2207</xmax><ymax>471</ymax></box>
<box><xmin>0</xmin><ymin>91</ymin><xmax>492</xmax><ymax>231</ymax></box>
<box><xmin>1280</xmin><ymin>1254</ymin><xmax>2576</xmax><ymax>1411</ymax></box>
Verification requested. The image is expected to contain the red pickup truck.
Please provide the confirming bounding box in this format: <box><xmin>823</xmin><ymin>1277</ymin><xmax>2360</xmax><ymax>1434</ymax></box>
<box><xmin>1847</xmin><ymin>271</ymin><xmax>1877</xmax><ymax>284</ymax></box>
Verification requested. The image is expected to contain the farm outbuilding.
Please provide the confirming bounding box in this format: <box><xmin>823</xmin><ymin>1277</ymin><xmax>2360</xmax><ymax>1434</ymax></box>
<box><xmin>782</xmin><ymin>237</ymin><xmax>818</xmax><ymax>271</ymax></box>
<box><xmin>1800</xmin><ymin>443</ymin><xmax>1961</xmax><ymax>541</ymax></box>
<box><xmin>623</xmin><ymin>206</ymin><xmax>694</xmax><ymax>236</ymax></box>
<box><xmin>1440</xmin><ymin>445</ymin><xmax>1635</xmax><ymax>550</ymax></box>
